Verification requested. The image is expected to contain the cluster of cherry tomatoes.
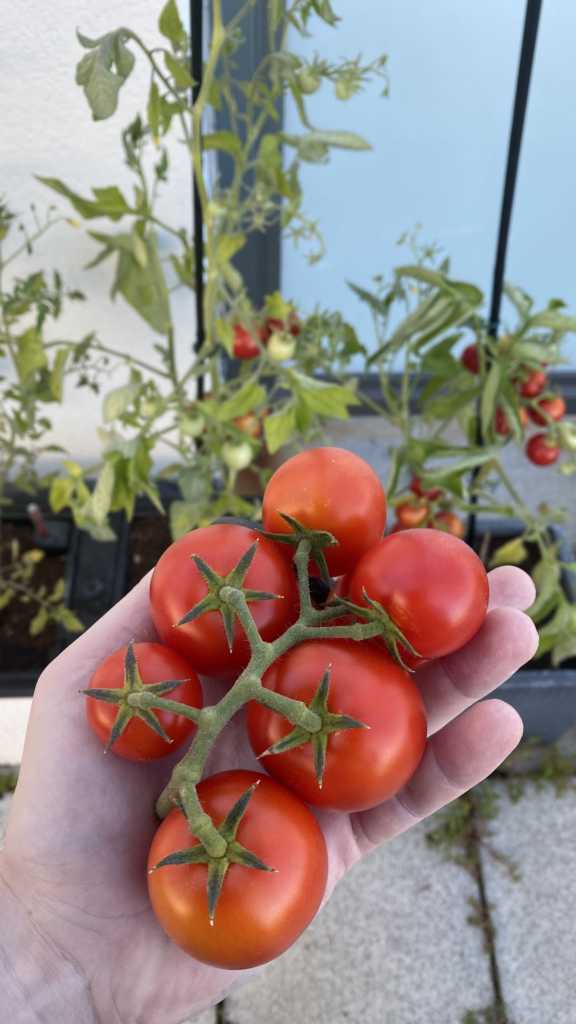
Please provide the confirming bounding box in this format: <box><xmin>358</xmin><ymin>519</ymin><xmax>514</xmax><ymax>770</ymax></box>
<box><xmin>84</xmin><ymin>447</ymin><xmax>489</xmax><ymax>970</ymax></box>
<box><xmin>461</xmin><ymin>342</ymin><xmax>566</xmax><ymax>466</ymax></box>
<box><xmin>233</xmin><ymin>310</ymin><xmax>301</xmax><ymax>363</ymax></box>
<box><xmin>392</xmin><ymin>476</ymin><xmax>465</xmax><ymax>538</ymax></box>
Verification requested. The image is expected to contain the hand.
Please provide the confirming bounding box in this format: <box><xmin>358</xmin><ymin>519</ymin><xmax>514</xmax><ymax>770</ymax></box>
<box><xmin>0</xmin><ymin>565</ymin><xmax>537</xmax><ymax>1024</ymax></box>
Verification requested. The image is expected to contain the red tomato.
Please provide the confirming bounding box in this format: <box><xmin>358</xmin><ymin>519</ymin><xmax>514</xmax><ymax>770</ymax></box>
<box><xmin>528</xmin><ymin>395</ymin><xmax>566</xmax><ymax>426</ymax></box>
<box><xmin>525</xmin><ymin>433</ymin><xmax>560</xmax><ymax>466</ymax></box>
<box><xmin>233</xmin><ymin>324</ymin><xmax>260</xmax><ymax>359</ymax></box>
<box><xmin>233</xmin><ymin>412</ymin><xmax>262</xmax><ymax>439</ymax></box>
<box><xmin>86</xmin><ymin>643</ymin><xmax>202</xmax><ymax>760</ymax></box>
<box><xmin>461</xmin><ymin>343</ymin><xmax>480</xmax><ymax>373</ymax></box>
<box><xmin>247</xmin><ymin>641</ymin><xmax>426</xmax><ymax>811</ymax></box>
<box><xmin>431</xmin><ymin>511</ymin><xmax>465</xmax><ymax>539</ymax></box>
<box><xmin>519</xmin><ymin>369</ymin><xmax>547</xmax><ymax>398</ymax></box>
<box><xmin>262</xmin><ymin>447</ymin><xmax>387</xmax><ymax>576</ymax></box>
<box><xmin>150</xmin><ymin>525</ymin><xmax>299</xmax><ymax>677</ymax></box>
<box><xmin>495</xmin><ymin>406</ymin><xmax>529</xmax><ymax>435</ymax></box>
<box><xmin>259</xmin><ymin>317</ymin><xmax>284</xmax><ymax>343</ymax></box>
<box><xmin>348</xmin><ymin>529</ymin><xmax>488</xmax><ymax>660</ymax></box>
<box><xmin>148</xmin><ymin>770</ymin><xmax>327</xmax><ymax>969</ymax></box>
<box><xmin>410</xmin><ymin>475</ymin><xmax>443</xmax><ymax>501</ymax></box>
<box><xmin>396</xmin><ymin>500</ymin><xmax>429</xmax><ymax>529</ymax></box>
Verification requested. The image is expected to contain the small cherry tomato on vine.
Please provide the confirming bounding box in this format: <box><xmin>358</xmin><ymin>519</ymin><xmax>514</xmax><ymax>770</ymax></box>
<box><xmin>150</xmin><ymin>524</ymin><xmax>299</xmax><ymax>677</ymax></box>
<box><xmin>221</xmin><ymin>441</ymin><xmax>253</xmax><ymax>472</ymax></box>
<box><xmin>461</xmin><ymin>343</ymin><xmax>480</xmax><ymax>374</ymax></box>
<box><xmin>410</xmin><ymin>475</ymin><xmax>443</xmax><ymax>501</ymax></box>
<box><xmin>233</xmin><ymin>324</ymin><xmax>260</xmax><ymax>360</ymax></box>
<box><xmin>147</xmin><ymin>770</ymin><xmax>327</xmax><ymax>969</ymax></box>
<box><xmin>297</xmin><ymin>68</ymin><xmax>322</xmax><ymax>94</ymax></box>
<box><xmin>247</xmin><ymin>640</ymin><xmax>427</xmax><ymax>812</ymax></box>
<box><xmin>525</xmin><ymin>433</ymin><xmax>560</xmax><ymax>466</ymax></box>
<box><xmin>396</xmin><ymin>500</ymin><xmax>429</xmax><ymax>529</ymax></box>
<box><xmin>267</xmin><ymin>332</ymin><xmax>296</xmax><ymax>361</ymax></box>
<box><xmin>259</xmin><ymin>316</ymin><xmax>284</xmax><ymax>343</ymax></box>
<box><xmin>348</xmin><ymin>529</ymin><xmax>488</xmax><ymax>660</ymax></box>
<box><xmin>262</xmin><ymin>447</ymin><xmax>387</xmax><ymax>576</ymax></box>
<box><xmin>85</xmin><ymin>643</ymin><xmax>202</xmax><ymax>761</ymax></box>
<box><xmin>518</xmin><ymin>369</ymin><xmax>547</xmax><ymax>398</ymax></box>
<box><xmin>528</xmin><ymin>395</ymin><xmax>566</xmax><ymax>426</ymax></box>
<box><xmin>233</xmin><ymin>413</ymin><xmax>262</xmax><ymax>439</ymax></box>
<box><xmin>287</xmin><ymin>311</ymin><xmax>301</xmax><ymax>336</ymax></box>
<box><xmin>431</xmin><ymin>511</ymin><xmax>465</xmax><ymax>539</ymax></box>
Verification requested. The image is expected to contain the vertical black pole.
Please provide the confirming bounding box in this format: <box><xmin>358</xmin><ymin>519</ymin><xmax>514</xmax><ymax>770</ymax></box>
<box><xmin>190</xmin><ymin>0</ymin><xmax>205</xmax><ymax>399</ymax></box>
<box><xmin>468</xmin><ymin>0</ymin><xmax>543</xmax><ymax>545</ymax></box>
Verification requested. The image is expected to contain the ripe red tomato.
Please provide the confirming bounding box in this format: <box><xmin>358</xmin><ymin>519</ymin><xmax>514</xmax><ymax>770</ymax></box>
<box><xmin>410</xmin><ymin>475</ymin><xmax>443</xmax><ymax>501</ymax></box>
<box><xmin>86</xmin><ymin>643</ymin><xmax>202</xmax><ymax>760</ymax></box>
<box><xmin>519</xmin><ymin>369</ymin><xmax>547</xmax><ymax>398</ymax></box>
<box><xmin>495</xmin><ymin>406</ymin><xmax>529</xmax><ymax>435</ymax></box>
<box><xmin>262</xmin><ymin>447</ymin><xmax>387</xmax><ymax>576</ymax></box>
<box><xmin>348</xmin><ymin>529</ymin><xmax>488</xmax><ymax>660</ymax></box>
<box><xmin>528</xmin><ymin>395</ymin><xmax>566</xmax><ymax>426</ymax></box>
<box><xmin>431</xmin><ymin>511</ymin><xmax>465</xmax><ymax>539</ymax></box>
<box><xmin>525</xmin><ymin>433</ymin><xmax>560</xmax><ymax>466</ymax></box>
<box><xmin>396</xmin><ymin>500</ymin><xmax>429</xmax><ymax>528</ymax></box>
<box><xmin>233</xmin><ymin>412</ymin><xmax>262</xmax><ymax>439</ymax></box>
<box><xmin>148</xmin><ymin>770</ymin><xmax>327</xmax><ymax>969</ymax></box>
<box><xmin>150</xmin><ymin>525</ymin><xmax>299</xmax><ymax>677</ymax></box>
<box><xmin>233</xmin><ymin>324</ymin><xmax>260</xmax><ymax>359</ymax></box>
<box><xmin>461</xmin><ymin>343</ymin><xmax>480</xmax><ymax>373</ymax></box>
<box><xmin>247</xmin><ymin>641</ymin><xmax>426</xmax><ymax>811</ymax></box>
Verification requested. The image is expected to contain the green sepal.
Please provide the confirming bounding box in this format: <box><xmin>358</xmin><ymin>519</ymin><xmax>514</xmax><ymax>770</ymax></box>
<box><xmin>312</xmin><ymin>731</ymin><xmax>329</xmax><ymax>788</ymax></box>
<box><xmin>176</xmin><ymin>593</ymin><xmax>219</xmax><ymax>626</ymax></box>
<box><xmin>336</xmin><ymin>591</ymin><xmax>421</xmax><ymax>670</ymax></box>
<box><xmin>221</xmin><ymin>603</ymin><xmax>236</xmax><ymax>652</ymax></box>
<box><xmin>227</xmin><ymin>841</ymin><xmax>276</xmax><ymax>873</ymax></box>
<box><xmin>150</xmin><ymin>846</ymin><xmax>210</xmax><ymax>872</ymax></box>
<box><xmin>144</xmin><ymin>677</ymin><xmax>191</xmax><ymax>696</ymax></box>
<box><xmin>260</xmin><ymin>726</ymin><xmax>312</xmax><ymax>757</ymax></box>
<box><xmin>191</xmin><ymin>553</ymin><xmax>222</xmax><ymax>589</ymax></box>
<box><xmin>105</xmin><ymin>704</ymin><xmax>133</xmax><ymax>752</ymax></box>
<box><xmin>135</xmin><ymin>707</ymin><xmax>173</xmax><ymax>744</ymax></box>
<box><xmin>207</xmin><ymin>858</ymin><xmax>229</xmax><ymax>924</ymax></box>
<box><xmin>81</xmin><ymin>687</ymin><xmax>124</xmax><ymax>705</ymax></box>
<box><xmin>219</xmin><ymin>782</ymin><xmax>259</xmax><ymax>842</ymax></box>
<box><xmin>226</xmin><ymin>542</ymin><xmax>258</xmax><ymax>585</ymax></box>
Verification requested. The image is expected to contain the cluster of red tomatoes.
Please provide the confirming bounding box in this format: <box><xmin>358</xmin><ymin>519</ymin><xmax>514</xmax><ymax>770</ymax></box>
<box><xmin>392</xmin><ymin>476</ymin><xmax>465</xmax><ymax>538</ymax></box>
<box><xmin>233</xmin><ymin>311</ymin><xmax>301</xmax><ymax>362</ymax></box>
<box><xmin>84</xmin><ymin>447</ymin><xmax>489</xmax><ymax>970</ymax></box>
<box><xmin>461</xmin><ymin>343</ymin><xmax>566</xmax><ymax>466</ymax></box>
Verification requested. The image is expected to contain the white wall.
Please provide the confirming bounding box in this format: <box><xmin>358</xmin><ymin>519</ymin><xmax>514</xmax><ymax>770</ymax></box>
<box><xmin>1</xmin><ymin>0</ymin><xmax>193</xmax><ymax>462</ymax></box>
<box><xmin>282</xmin><ymin>0</ymin><xmax>576</xmax><ymax>369</ymax></box>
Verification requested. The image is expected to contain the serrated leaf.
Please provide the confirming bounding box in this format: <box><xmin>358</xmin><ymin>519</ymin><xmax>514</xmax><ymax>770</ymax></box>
<box><xmin>164</xmin><ymin>52</ymin><xmax>195</xmax><ymax>89</ymax></box>
<box><xmin>103</xmin><ymin>378</ymin><xmax>140</xmax><ymax>422</ymax></box>
<box><xmin>292</xmin><ymin>372</ymin><xmax>360</xmax><ymax>419</ymax></box>
<box><xmin>15</xmin><ymin>327</ymin><xmax>47</xmax><ymax>382</ymax></box>
<box><xmin>215</xmin><ymin>380</ymin><xmax>267</xmax><ymax>421</ymax></box>
<box><xmin>264</xmin><ymin>404</ymin><xmax>297</xmax><ymax>454</ymax></box>
<box><xmin>159</xmin><ymin>0</ymin><xmax>186</xmax><ymax>48</ymax></box>
<box><xmin>204</xmin><ymin>131</ymin><xmax>242</xmax><ymax>159</ymax></box>
<box><xmin>90</xmin><ymin>461</ymin><xmax>115</xmax><ymax>524</ymax></box>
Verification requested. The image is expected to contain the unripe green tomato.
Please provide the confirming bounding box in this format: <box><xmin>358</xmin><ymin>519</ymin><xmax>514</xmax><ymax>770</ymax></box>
<box><xmin>297</xmin><ymin>69</ymin><xmax>321</xmax><ymax>95</ymax></box>
<box><xmin>267</xmin><ymin>332</ymin><xmax>296</xmax><ymax>362</ymax></box>
<box><xmin>180</xmin><ymin>415</ymin><xmax>205</xmax><ymax>439</ymax></box>
<box><xmin>334</xmin><ymin>77</ymin><xmax>357</xmax><ymax>101</ymax></box>
<box><xmin>141</xmin><ymin>399</ymin><xmax>161</xmax><ymax>418</ymax></box>
<box><xmin>221</xmin><ymin>441</ymin><xmax>253</xmax><ymax>471</ymax></box>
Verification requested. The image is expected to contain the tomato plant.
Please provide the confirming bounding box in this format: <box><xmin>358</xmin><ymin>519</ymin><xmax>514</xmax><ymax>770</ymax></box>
<box><xmin>410</xmin><ymin>476</ymin><xmax>443</xmax><ymax>501</ymax></box>
<box><xmin>262</xmin><ymin>447</ymin><xmax>387</xmax><ymax>575</ymax></box>
<box><xmin>526</xmin><ymin>433</ymin><xmax>560</xmax><ymax>466</ymax></box>
<box><xmin>150</xmin><ymin>524</ymin><xmax>299</xmax><ymax>677</ymax></box>
<box><xmin>233</xmin><ymin>324</ymin><xmax>260</xmax><ymax>359</ymax></box>
<box><xmin>519</xmin><ymin>369</ymin><xmax>547</xmax><ymax>398</ymax></box>
<box><xmin>148</xmin><ymin>770</ymin><xmax>327</xmax><ymax>969</ymax></box>
<box><xmin>528</xmin><ymin>395</ymin><xmax>566</xmax><ymax>426</ymax></box>
<box><xmin>247</xmin><ymin>641</ymin><xmax>427</xmax><ymax>811</ymax></box>
<box><xmin>348</xmin><ymin>529</ymin><xmax>488</xmax><ymax>660</ymax></box>
<box><xmin>460</xmin><ymin>343</ymin><xmax>480</xmax><ymax>374</ymax></box>
<box><xmin>431</xmin><ymin>511</ymin><xmax>465</xmax><ymax>539</ymax></box>
<box><xmin>86</xmin><ymin>642</ymin><xmax>202</xmax><ymax>760</ymax></box>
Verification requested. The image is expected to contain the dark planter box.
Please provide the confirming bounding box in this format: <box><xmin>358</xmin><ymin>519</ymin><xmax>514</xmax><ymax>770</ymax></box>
<box><xmin>2</xmin><ymin>494</ymin><xmax>575</xmax><ymax>744</ymax></box>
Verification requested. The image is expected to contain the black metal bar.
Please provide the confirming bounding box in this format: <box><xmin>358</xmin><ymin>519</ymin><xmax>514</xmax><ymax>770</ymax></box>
<box><xmin>190</xmin><ymin>0</ymin><xmax>205</xmax><ymax>398</ymax></box>
<box><xmin>468</xmin><ymin>0</ymin><xmax>543</xmax><ymax>546</ymax></box>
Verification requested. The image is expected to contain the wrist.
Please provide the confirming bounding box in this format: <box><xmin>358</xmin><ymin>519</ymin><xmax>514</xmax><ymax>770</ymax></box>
<box><xmin>0</xmin><ymin>855</ymin><xmax>96</xmax><ymax>1023</ymax></box>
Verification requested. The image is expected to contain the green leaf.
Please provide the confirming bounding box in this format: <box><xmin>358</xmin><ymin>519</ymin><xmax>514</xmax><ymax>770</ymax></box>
<box><xmin>480</xmin><ymin>362</ymin><xmax>502</xmax><ymax>436</ymax></box>
<box><xmin>511</xmin><ymin>340</ymin><xmax>547</xmax><ymax>363</ymax></box>
<box><xmin>204</xmin><ymin>131</ymin><xmax>242</xmax><ymax>160</ymax></box>
<box><xmin>215</xmin><ymin>380</ymin><xmax>267</xmax><ymax>421</ymax></box>
<box><xmin>49</xmin><ymin>348</ymin><xmax>68</xmax><ymax>401</ymax></box>
<box><xmin>49</xmin><ymin>475</ymin><xmax>74</xmax><ymax>513</ymax></box>
<box><xmin>85</xmin><ymin>61</ymin><xmax>123</xmax><ymax>121</ymax></box>
<box><xmin>29</xmin><ymin>608</ymin><xmax>48</xmax><ymax>637</ymax></box>
<box><xmin>15</xmin><ymin>328</ymin><xmax>47</xmax><ymax>382</ymax></box>
<box><xmin>215</xmin><ymin>234</ymin><xmax>245</xmax><ymax>266</ymax></box>
<box><xmin>90</xmin><ymin>461</ymin><xmax>115</xmax><ymax>524</ymax></box>
<box><xmin>92</xmin><ymin>186</ymin><xmax>131</xmax><ymax>217</ymax></box>
<box><xmin>170</xmin><ymin>499</ymin><xmax>203</xmax><ymax>538</ymax></box>
<box><xmin>504</xmin><ymin>282</ymin><xmax>533</xmax><ymax>318</ymax></box>
<box><xmin>298</xmin><ymin>129</ymin><xmax>371</xmax><ymax>151</ymax></box>
<box><xmin>529</xmin><ymin>310</ymin><xmax>576</xmax><ymax>332</ymax></box>
<box><xmin>529</xmin><ymin>560</ymin><xmax>562</xmax><ymax>623</ymax></box>
<box><xmin>58</xmin><ymin>608</ymin><xmax>84</xmax><ymax>633</ymax></box>
<box><xmin>103</xmin><ymin>377</ymin><xmax>140</xmax><ymax>422</ymax></box>
<box><xmin>347</xmin><ymin>281</ymin><xmax>395</xmax><ymax>318</ymax></box>
<box><xmin>37</xmin><ymin>177</ymin><xmax>129</xmax><ymax>220</ymax></box>
<box><xmin>264</xmin><ymin>405</ymin><xmax>297</xmax><ymax>454</ymax></box>
<box><xmin>159</xmin><ymin>0</ymin><xmax>186</xmax><ymax>48</ymax></box>
<box><xmin>147</xmin><ymin>80</ymin><xmax>161</xmax><ymax>139</ymax></box>
<box><xmin>111</xmin><ymin>233</ymin><xmax>171</xmax><ymax>334</ymax></box>
<box><xmin>490</xmin><ymin>537</ymin><xmax>528</xmax><ymax>568</ymax></box>
<box><xmin>164</xmin><ymin>52</ymin><xmax>194</xmax><ymax>89</ymax></box>
<box><xmin>292</xmin><ymin>372</ymin><xmax>360</xmax><ymax>419</ymax></box>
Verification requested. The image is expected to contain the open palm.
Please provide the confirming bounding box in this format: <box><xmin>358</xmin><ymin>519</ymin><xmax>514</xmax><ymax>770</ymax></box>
<box><xmin>0</xmin><ymin>566</ymin><xmax>537</xmax><ymax>1024</ymax></box>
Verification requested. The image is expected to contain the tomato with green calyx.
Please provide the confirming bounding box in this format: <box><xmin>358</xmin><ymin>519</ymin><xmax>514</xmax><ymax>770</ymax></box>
<box><xmin>233</xmin><ymin>324</ymin><xmax>260</xmax><ymax>360</ymax></box>
<box><xmin>348</xmin><ymin>529</ymin><xmax>488</xmax><ymax>660</ymax></box>
<box><xmin>526</xmin><ymin>433</ymin><xmax>560</xmax><ymax>466</ymax></box>
<box><xmin>247</xmin><ymin>641</ymin><xmax>426</xmax><ymax>811</ymax></box>
<box><xmin>150</xmin><ymin>524</ymin><xmax>298</xmax><ymax>677</ymax></box>
<box><xmin>262</xmin><ymin>447</ymin><xmax>387</xmax><ymax>576</ymax></box>
<box><xmin>528</xmin><ymin>395</ymin><xmax>566</xmax><ymax>426</ymax></box>
<box><xmin>85</xmin><ymin>642</ymin><xmax>202</xmax><ymax>760</ymax></box>
<box><xmin>147</xmin><ymin>770</ymin><xmax>327</xmax><ymax>969</ymax></box>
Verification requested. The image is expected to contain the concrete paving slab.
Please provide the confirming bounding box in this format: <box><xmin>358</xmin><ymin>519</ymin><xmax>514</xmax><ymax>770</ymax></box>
<box><xmin>480</xmin><ymin>781</ymin><xmax>576</xmax><ymax>1024</ymax></box>
<box><xmin>226</xmin><ymin>818</ymin><xmax>493</xmax><ymax>1024</ymax></box>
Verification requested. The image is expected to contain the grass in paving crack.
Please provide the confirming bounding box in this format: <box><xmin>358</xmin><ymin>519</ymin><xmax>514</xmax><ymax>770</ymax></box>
<box><xmin>0</xmin><ymin>770</ymin><xmax>18</xmax><ymax>797</ymax></box>
<box><xmin>425</xmin><ymin>782</ymin><xmax>520</xmax><ymax>882</ymax></box>
<box><xmin>462</xmin><ymin>1002</ymin><xmax>512</xmax><ymax>1024</ymax></box>
<box><xmin>497</xmin><ymin>740</ymin><xmax>576</xmax><ymax>801</ymax></box>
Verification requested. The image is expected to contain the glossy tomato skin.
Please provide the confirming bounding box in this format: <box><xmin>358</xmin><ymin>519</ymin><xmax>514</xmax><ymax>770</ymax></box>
<box><xmin>396</xmin><ymin>501</ymin><xmax>429</xmax><ymax>529</ymax></box>
<box><xmin>528</xmin><ymin>395</ymin><xmax>566</xmax><ymax>426</ymax></box>
<box><xmin>519</xmin><ymin>369</ymin><xmax>547</xmax><ymax>398</ymax></box>
<box><xmin>410</xmin><ymin>475</ymin><xmax>442</xmax><ymax>501</ymax></box>
<box><xmin>233</xmin><ymin>324</ymin><xmax>260</xmax><ymax>359</ymax></box>
<box><xmin>262</xmin><ymin>447</ymin><xmax>387</xmax><ymax>576</ymax></box>
<box><xmin>348</xmin><ymin>529</ymin><xmax>488</xmax><ymax>661</ymax></box>
<box><xmin>147</xmin><ymin>770</ymin><xmax>327</xmax><ymax>969</ymax></box>
<box><xmin>150</xmin><ymin>525</ymin><xmax>299</xmax><ymax>678</ymax></box>
<box><xmin>526</xmin><ymin>433</ymin><xmax>560</xmax><ymax>466</ymax></box>
<box><xmin>86</xmin><ymin>643</ymin><xmax>202</xmax><ymax>760</ymax></box>
<box><xmin>461</xmin><ymin>343</ymin><xmax>480</xmax><ymax>373</ymax></box>
<box><xmin>247</xmin><ymin>641</ymin><xmax>426</xmax><ymax>811</ymax></box>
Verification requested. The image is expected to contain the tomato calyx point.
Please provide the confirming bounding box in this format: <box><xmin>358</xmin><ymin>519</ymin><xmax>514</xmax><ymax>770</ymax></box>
<box><xmin>82</xmin><ymin>641</ymin><xmax>192</xmax><ymax>752</ymax></box>
<box><xmin>257</xmin><ymin>513</ymin><xmax>337</xmax><ymax>583</ymax></box>
<box><xmin>259</xmin><ymin>667</ymin><xmax>367</xmax><ymax>787</ymax></box>
<box><xmin>151</xmin><ymin>782</ymin><xmax>276</xmax><ymax>923</ymax></box>
<box><xmin>336</xmin><ymin>591</ymin><xmax>421</xmax><ymax>671</ymax></box>
<box><xmin>175</xmin><ymin>543</ymin><xmax>282</xmax><ymax>652</ymax></box>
